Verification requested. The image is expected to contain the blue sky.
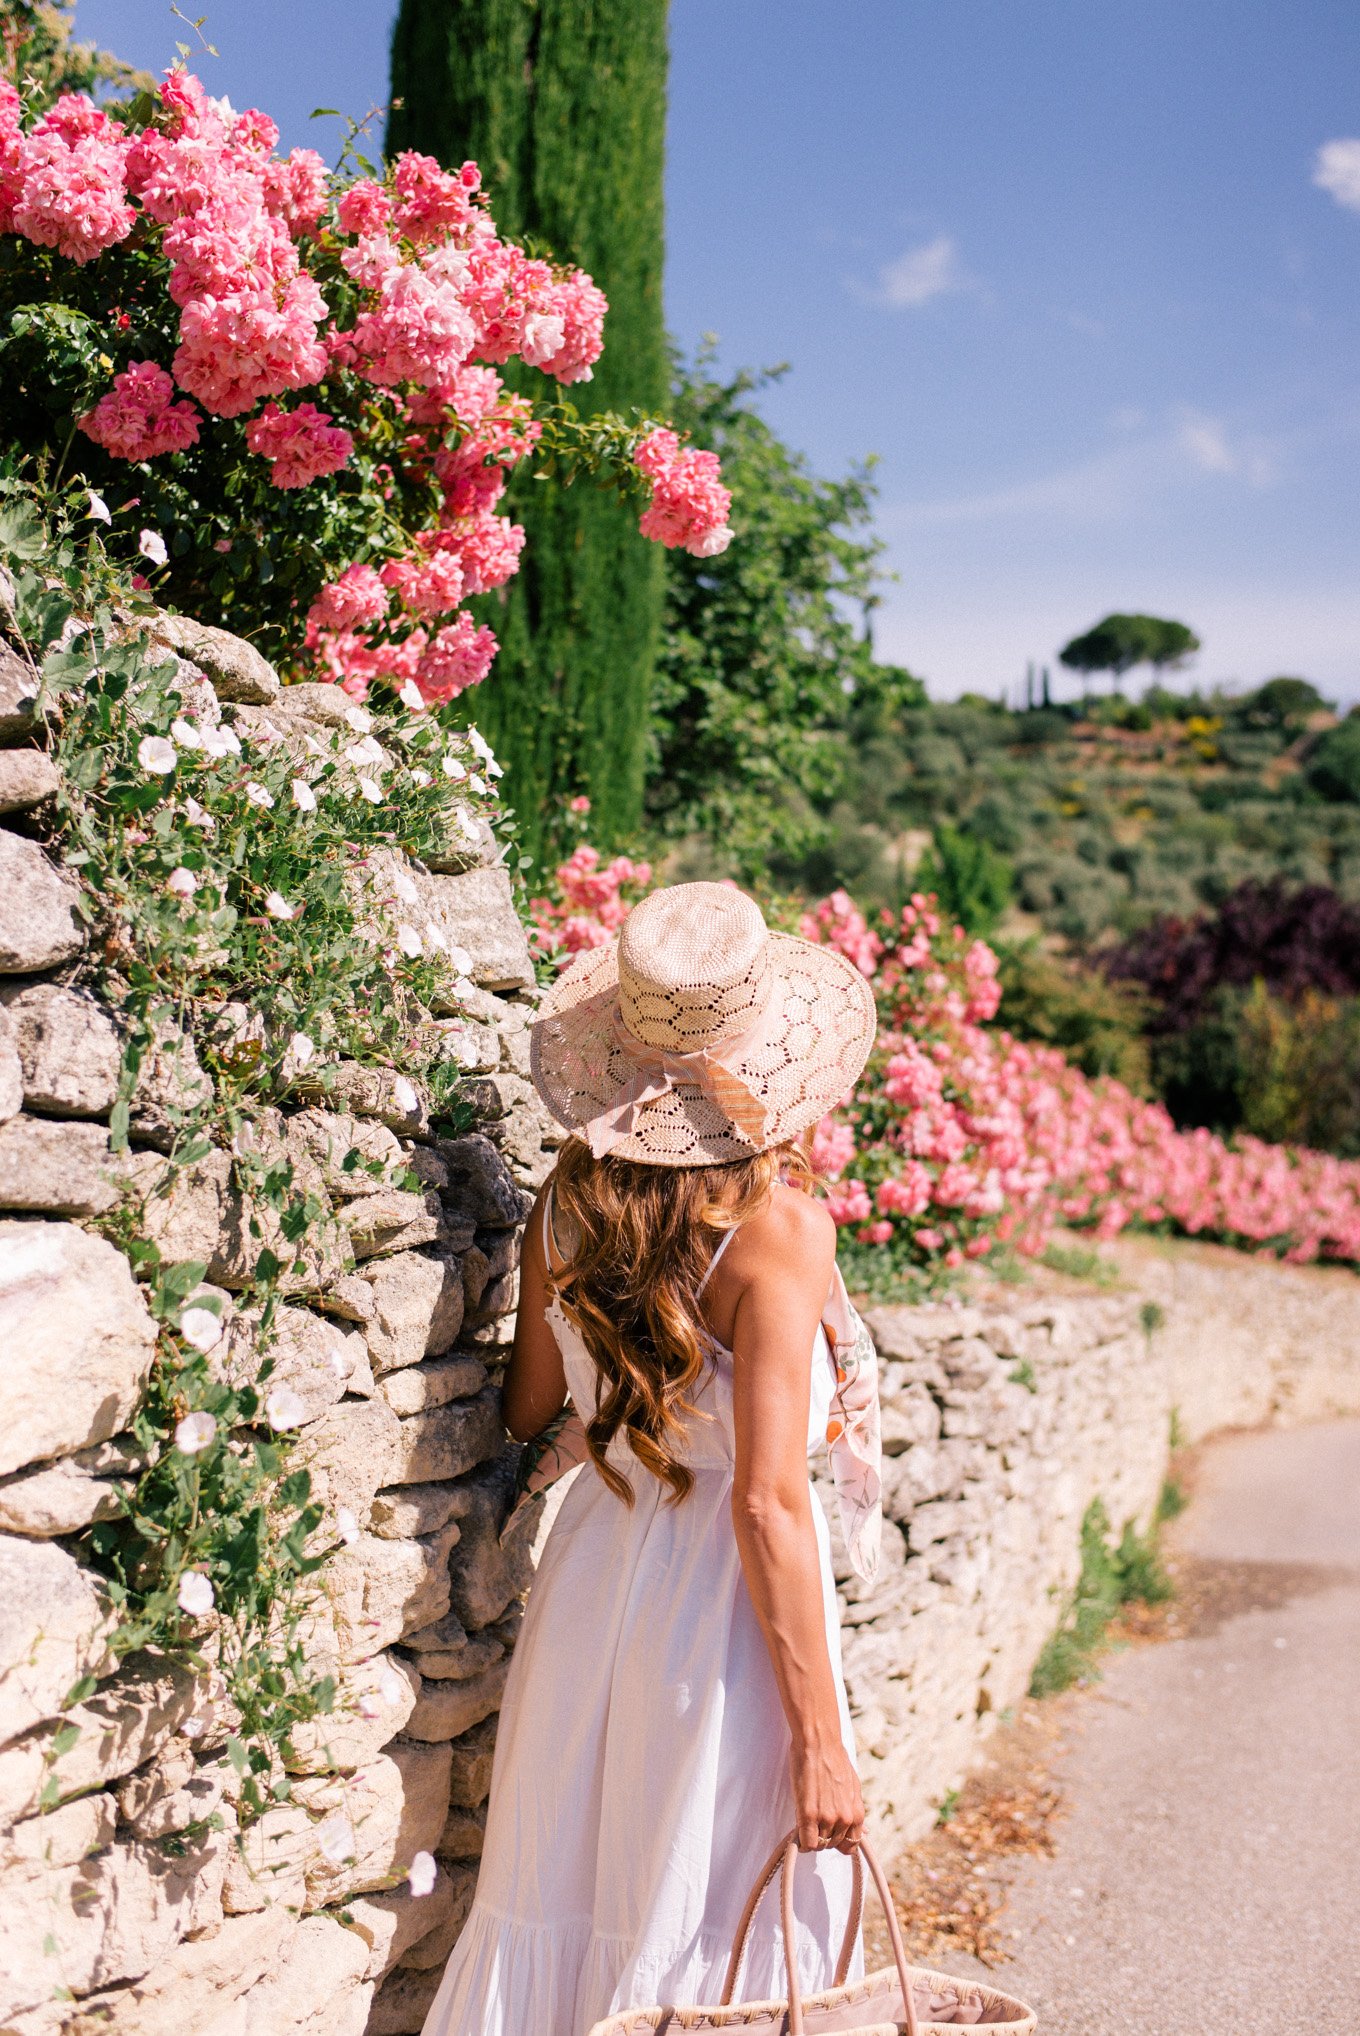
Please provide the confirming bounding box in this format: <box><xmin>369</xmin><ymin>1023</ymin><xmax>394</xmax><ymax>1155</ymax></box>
<box><xmin>80</xmin><ymin>0</ymin><xmax>1360</xmax><ymax>702</ymax></box>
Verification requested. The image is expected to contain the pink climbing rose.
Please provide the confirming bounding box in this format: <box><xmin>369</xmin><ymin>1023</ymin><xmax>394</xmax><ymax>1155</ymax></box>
<box><xmin>80</xmin><ymin>362</ymin><xmax>201</xmax><ymax>461</ymax></box>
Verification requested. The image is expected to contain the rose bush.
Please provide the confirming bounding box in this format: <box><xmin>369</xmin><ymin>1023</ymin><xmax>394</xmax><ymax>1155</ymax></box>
<box><xmin>531</xmin><ymin>855</ymin><xmax>1360</xmax><ymax>1278</ymax></box>
<box><xmin>0</xmin><ymin>67</ymin><xmax>730</xmax><ymax>710</ymax></box>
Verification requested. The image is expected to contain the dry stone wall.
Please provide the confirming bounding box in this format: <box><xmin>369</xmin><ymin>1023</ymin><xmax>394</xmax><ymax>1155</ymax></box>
<box><xmin>0</xmin><ymin>618</ymin><xmax>561</xmax><ymax>2036</ymax></box>
<box><xmin>839</xmin><ymin>1247</ymin><xmax>1360</xmax><ymax>1854</ymax></box>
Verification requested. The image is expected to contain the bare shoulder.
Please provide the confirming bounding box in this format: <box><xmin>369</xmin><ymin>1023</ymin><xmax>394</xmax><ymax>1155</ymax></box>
<box><xmin>724</xmin><ymin>1183</ymin><xmax>836</xmax><ymax>1282</ymax></box>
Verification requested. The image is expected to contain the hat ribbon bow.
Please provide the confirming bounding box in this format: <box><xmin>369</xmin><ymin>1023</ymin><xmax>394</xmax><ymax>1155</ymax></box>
<box><xmin>583</xmin><ymin>1009</ymin><xmax>775</xmax><ymax>1159</ymax></box>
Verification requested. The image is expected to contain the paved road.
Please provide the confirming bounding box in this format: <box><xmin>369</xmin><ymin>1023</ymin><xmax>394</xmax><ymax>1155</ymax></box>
<box><xmin>952</xmin><ymin>1420</ymin><xmax>1360</xmax><ymax>2035</ymax></box>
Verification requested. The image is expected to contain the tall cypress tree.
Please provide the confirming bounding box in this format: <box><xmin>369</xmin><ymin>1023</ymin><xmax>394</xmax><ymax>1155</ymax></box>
<box><xmin>388</xmin><ymin>0</ymin><xmax>668</xmax><ymax>861</ymax></box>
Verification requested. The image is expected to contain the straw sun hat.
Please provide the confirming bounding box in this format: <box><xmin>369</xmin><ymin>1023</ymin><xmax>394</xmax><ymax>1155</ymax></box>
<box><xmin>529</xmin><ymin>881</ymin><xmax>878</xmax><ymax>1168</ymax></box>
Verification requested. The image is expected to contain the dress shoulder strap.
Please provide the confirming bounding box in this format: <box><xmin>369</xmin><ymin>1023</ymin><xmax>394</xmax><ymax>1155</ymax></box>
<box><xmin>541</xmin><ymin>1184</ymin><xmax>563</xmax><ymax>1272</ymax></box>
<box><xmin>696</xmin><ymin>1222</ymin><xmax>739</xmax><ymax>1297</ymax></box>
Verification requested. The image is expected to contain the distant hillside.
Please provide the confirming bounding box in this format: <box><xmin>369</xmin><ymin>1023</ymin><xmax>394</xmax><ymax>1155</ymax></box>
<box><xmin>777</xmin><ymin>681</ymin><xmax>1360</xmax><ymax>949</ymax></box>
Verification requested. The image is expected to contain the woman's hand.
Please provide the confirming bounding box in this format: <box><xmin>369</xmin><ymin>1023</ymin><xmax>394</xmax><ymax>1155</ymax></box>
<box><xmin>790</xmin><ymin>1736</ymin><xmax>865</xmax><ymax>1855</ymax></box>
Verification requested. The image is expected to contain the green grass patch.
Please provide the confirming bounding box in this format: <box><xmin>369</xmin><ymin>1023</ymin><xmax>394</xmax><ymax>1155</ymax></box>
<box><xmin>1028</xmin><ymin>1498</ymin><xmax>1173</xmax><ymax>1698</ymax></box>
<box><xmin>1040</xmin><ymin>1241</ymin><xmax>1120</xmax><ymax>1287</ymax></box>
<box><xmin>1156</xmin><ymin>1476</ymin><xmax>1188</xmax><ymax>1523</ymax></box>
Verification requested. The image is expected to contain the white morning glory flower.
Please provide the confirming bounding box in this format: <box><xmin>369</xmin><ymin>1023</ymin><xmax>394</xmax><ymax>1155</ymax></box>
<box><xmin>291</xmin><ymin>779</ymin><xmax>317</xmax><ymax>812</ymax></box>
<box><xmin>174</xmin><ymin>1410</ymin><xmax>218</xmax><ymax>1453</ymax></box>
<box><xmin>467</xmin><ymin>727</ymin><xmax>493</xmax><ymax>763</ymax></box>
<box><xmin>357</xmin><ymin>777</ymin><xmax>382</xmax><ymax>804</ymax></box>
<box><xmin>398</xmin><ymin>679</ymin><xmax>426</xmax><ymax>711</ymax></box>
<box><xmin>411</xmin><ymin>767</ymin><xmax>432</xmax><ymax>787</ymax></box>
<box><xmin>441</xmin><ymin>755</ymin><xmax>467</xmax><ymax>782</ymax></box>
<box><xmin>316</xmin><ymin>1811</ymin><xmax>357</xmax><ymax>1866</ymax></box>
<box><xmin>176</xmin><ymin>1569</ymin><xmax>215</xmax><ymax>1617</ymax></box>
<box><xmin>344</xmin><ymin>705</ymin><xmax>374</xmax><ymax>734</ymax></box>
<box><xmin>265</xmin><ymin>1385</ymin><xmax>308</xmax><ymax>1431</ymax></box>
<box><xmin>288</xmin><ymin>1031</ymin><xmax>316</xmax><ymax>1067</ymax></box>
<box><xmin>138</xmin><ymin>528</ymin><xmax>168</xmax><ymax>567</ymax></box>
<box><xmin>179</xmin><ymin>1307</ymin><xmax>224</xmax><ymax>1355</ymax></box>
<box><xmin>170</xmin><ymin>718</ymin><xmax>202</xmax><ymax>750</ymax></box>
<box><xmin>87</xmin><ymin>490</ymin><xmax>111</xmax><ymax>524</ymax></box>
<box><xmin>395</xmin><ymin>924</ymin><xmax>424</xmax><ymax>958</ymax></box>
<box><xmin>201</xmin><ymin>724</ymin><xmax>241</xmax><ymax>760</ymax></box>
<box><xmin>245</xmin><ymin>781</ymin><xmax>275</xmax><ymax>809</ymax></box>
<box><xmin>336</xmin><ymin>1506</ymin><xmax>360</xmax><ymax>1545</ymax></box>
<box><xmin>265</xmin><ymin>892</ymin><xmax>295</xmax><ymax>920</ymax></box>
<box><xmin>137</xmin><ymin>735</ymin><xmax>177</xmax><ymax>774</ymax></box>
<box><xmin>166</xmin><ymin>867</ymin><xmax>198</xmax><ymax>898</ymax></box>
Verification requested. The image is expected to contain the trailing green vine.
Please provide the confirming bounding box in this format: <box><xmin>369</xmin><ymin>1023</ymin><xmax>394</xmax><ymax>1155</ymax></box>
<box><xmin>5</xmin><ymin>475</ymin><xmax>506</xmax><ymax>1813</ymax></box>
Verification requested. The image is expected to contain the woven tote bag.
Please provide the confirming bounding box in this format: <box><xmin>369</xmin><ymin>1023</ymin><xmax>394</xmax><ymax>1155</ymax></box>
<box><xmin>587</xmin><ymin>1832</ymin><xmax>1037</xmax><ymax>2036</ymax></box>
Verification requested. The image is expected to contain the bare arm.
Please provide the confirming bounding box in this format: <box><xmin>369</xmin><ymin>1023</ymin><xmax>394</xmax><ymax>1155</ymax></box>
<box><xmin>726</xmin><ymin>1191</ymin><xmax>865</xmax><ymax>1854</ymax></box>
<box><xmin>501</xmin><ymin>1183</ymin><xmax>569</xmax><ymax>1444</ymax></box>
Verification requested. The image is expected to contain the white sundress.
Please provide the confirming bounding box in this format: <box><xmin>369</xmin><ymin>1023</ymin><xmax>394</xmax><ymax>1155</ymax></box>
<box><xmin>422</xmin><ymin>1198</ymin><xmax>864</xmax><ymax>2036</ymax></box>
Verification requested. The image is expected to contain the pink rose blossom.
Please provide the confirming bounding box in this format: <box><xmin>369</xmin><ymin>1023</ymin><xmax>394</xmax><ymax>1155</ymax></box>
<box><xmin>635</xmin><ymin>427</ymin><xmax>733</xmax><ymax>557</ymax></box>
<box><xmin>245</xmin><ymin>401</ymin><xmax>353</xmax><ymax>488</ymax></box>
<box><xmin>80</xmin><ymin>362</ymin><xmax>201</xmax><ymax>461</ymax></box>
<box><xmin>351</xmin><ymin>255</ymin><xmax>477</xmax><ymax>388</ymax></box>
<box><xmin>230</xmin><ymin>108</ymin><xmax>279</xmax><ymax>155</ymax></box>
<box><xmin>0</xmin><ymin>81</ymin><xmax>24</xmax><ymax>233</ymax></box>
<box><xmin>337</xmin><ymin>178</ymin><xmax>392</xmax><ymax>236</ymax></box>
<box><xmin>307</xmin><ymin>562</ymin><xmax>391</xmax><ymax>635</ymax></box>
<box><xmin>261</xmin><ymin>147</ymin><xmax>328</xmax><ymax>236</ymax></box>
<box><xmin>382</xmin><ymin>543</ymin><xmax>466</xmax><ymax>618</ymax></box>
<box><xmin>13</xmin><ymin>96</ymin><xmax>135</xmax><ymax>263</ymax></box>
<box><xmin>414</xmin><ymin>613</ymin><xmax>498</xmax><ymax>703</ymax></box>
<box><xmin>391</xmin><ymin>151</ymin><xmax>481</xmax><ymax>244</ymax></box>
<box><xmin>810</xmin><ymin>1116</ymin><xmax>857</xmax><ymax>1181</ymax></box>
<box><xmin>172</xmin><ymin>274</ymin><xmax>328</xmax><ymax>416</ymax></box>
<box><xmin>448</xmin><ymin>510</ymin><xmax>526</xmax><ymax>595</ymax></box>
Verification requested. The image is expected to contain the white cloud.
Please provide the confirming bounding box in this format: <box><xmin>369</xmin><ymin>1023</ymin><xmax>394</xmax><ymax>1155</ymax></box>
<box><xmin>1176</xmin><ymin>408</ymin><xmax>1274</xmax><ymax>486</ymax></box>
<box><xmin>1313</xmin><ymin>138</ymin><xmax>1360</xmax><ymax>212</ymax></box>
<box><xmin>880</xmin><ymin>407</ymin><xmax>1281</xmax><ymax>536</ymax></box>
<box><xmin>1177</xmin><ymin>411</ymin><xmax>1236</xmax><ymax>474</ymax></box>
<box><xmin>872</xmin><ymin>234</ymin><xmax>968</xmax><ymax>308</ymax></box>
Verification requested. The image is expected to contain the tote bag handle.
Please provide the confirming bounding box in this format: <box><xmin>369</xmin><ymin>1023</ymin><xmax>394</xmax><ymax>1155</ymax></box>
<box><xmin>720</xmin><ymin>1832</ymin><xmax>921</xmax><ymax>2036</ymax></box>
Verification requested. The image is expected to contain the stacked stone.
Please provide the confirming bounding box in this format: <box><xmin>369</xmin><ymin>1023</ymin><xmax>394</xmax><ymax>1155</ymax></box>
<box><xmin>832</xmin><ymin>1294</ymin><xmax>1170</xmax><ymax>1856</ymax></box>
<box><xmin>0</xmin><ymin>615</ymin><xmax>560</xmax><ymax>2035</ymax></box>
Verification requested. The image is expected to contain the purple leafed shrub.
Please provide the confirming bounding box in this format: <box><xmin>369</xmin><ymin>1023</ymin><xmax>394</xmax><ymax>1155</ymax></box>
<box><xmin>1104</xmin><ymin>880</ymin><xmax>1360</xmax><ymax>1032</ymax></box>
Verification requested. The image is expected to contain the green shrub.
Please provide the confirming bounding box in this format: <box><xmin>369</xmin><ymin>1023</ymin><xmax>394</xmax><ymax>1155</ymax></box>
<box><xmin>915</xmin><ymin>823</ymin><xmax>1013</xmax><ymax>936</ymax></box>
<box><xmin>996</xmin><ymin>943</ymin><xmax>1151</xmax><ymax>1089</ymax></box>
<box><xmin>1307</xmin><ymin>716</ymin><xmax>1360</xmax><ymax>804</ymax></box>
<box><xmin>1029</xmin><ymin>1499</ymin><xmax>1172</xmax><ymax>1697</ymax></box>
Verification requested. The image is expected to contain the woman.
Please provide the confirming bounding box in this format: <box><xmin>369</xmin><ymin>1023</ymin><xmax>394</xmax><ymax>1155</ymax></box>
<box><xmin>423</xmin><ymin>879</ymin><xmax>882</xmax><ymax>2034</ymax></box>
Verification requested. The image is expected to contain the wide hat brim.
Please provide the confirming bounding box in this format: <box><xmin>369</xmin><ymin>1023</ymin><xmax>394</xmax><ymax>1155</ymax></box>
<box><xmin>529</xmin><ymin>930</ymin><xmax>878</xmax><ymax>1168</ymax></box>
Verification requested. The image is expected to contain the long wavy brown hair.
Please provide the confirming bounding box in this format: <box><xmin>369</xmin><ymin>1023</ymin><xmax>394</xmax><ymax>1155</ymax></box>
<box><xmin>547</xmin><ymin>1137</ymin><xmax>812</xmax><ymax>1504</ymax></box>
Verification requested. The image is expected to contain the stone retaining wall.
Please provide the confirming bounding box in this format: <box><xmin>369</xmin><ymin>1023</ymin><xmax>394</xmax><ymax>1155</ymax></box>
<box><xmin>0</xmin><ymin>620</ymin><xmax>560</xmax><ymax>2036</ymax></box>
<box><xmin>840</xmin><ymin>1239</ymin><xmax>1360</xmax><ymax>1855</ymax></box>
